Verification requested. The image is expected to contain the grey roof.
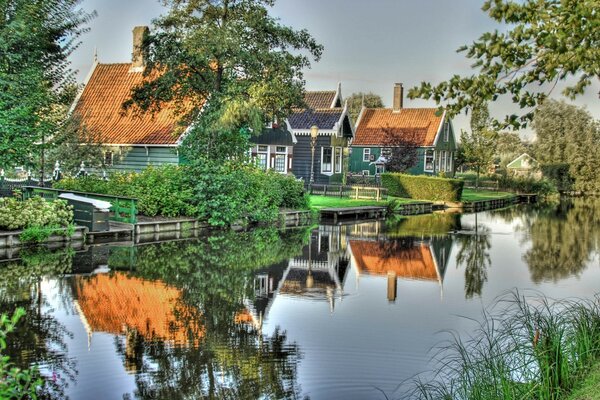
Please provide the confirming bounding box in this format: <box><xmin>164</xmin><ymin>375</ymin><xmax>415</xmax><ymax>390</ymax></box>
<box><xmin>250</xmin><ymin>126</ymin><xmax>295</xmax><ymax>146</ymax></box>
<box><xmin>287</xmin><ymin>108</ymin><xmax>344</xmax><ymax>130</ymax></box>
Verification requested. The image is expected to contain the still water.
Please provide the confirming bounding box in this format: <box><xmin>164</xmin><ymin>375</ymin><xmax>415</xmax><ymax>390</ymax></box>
<box><xmin>2</xmin><ymin>199</ymin><xmax>600</xmax><ymax>399</ymax></box>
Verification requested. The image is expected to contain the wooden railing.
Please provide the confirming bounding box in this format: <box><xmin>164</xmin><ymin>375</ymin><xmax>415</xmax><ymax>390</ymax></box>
<box><xmin>23</xmin><ymin>186</ymin><xmax>138</xmax><ymax>224</ymax></box>
<box><xmin>307</xmin><ymin>184</ymin><xmax>388</xmax><ymax>201</ymax></box>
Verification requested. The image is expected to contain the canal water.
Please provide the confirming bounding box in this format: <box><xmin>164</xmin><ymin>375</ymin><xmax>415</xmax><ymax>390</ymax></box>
<box><xmin>2</xmin><ymin>199</ymin><xmax>600</xmax><ymax>399</ymax></box>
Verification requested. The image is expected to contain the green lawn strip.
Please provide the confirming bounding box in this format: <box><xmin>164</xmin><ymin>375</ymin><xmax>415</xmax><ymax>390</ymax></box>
<box><xmin>308</xmin><ymin>195</ymin><xmax>416</xmax><ymax>210</ymax></box>
<box><xmin>567</xmin><ymin>363</ymin><xmax>600</xmax><ymax>400</ymax></box>
<box><xmin>461</xmin><ymin>188</ymin><xmax>515</xmax><ymax>202</ymax></box>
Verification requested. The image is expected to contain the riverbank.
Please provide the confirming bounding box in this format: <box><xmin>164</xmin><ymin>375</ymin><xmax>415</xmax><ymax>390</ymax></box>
<box><xmin>568</xmin><ymin>363</ymin><xmax>600</xmax><ymax>400</ymax></box>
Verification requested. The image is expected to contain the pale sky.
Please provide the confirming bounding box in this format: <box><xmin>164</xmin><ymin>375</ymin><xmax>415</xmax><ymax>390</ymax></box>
<box><xmin>70</xmin><ymin>0</ymin><xmax>600</xmax><ymax>137</ymax></box>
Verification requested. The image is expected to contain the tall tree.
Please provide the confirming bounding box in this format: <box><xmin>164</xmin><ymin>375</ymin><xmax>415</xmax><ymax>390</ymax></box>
<box><xmin>532</xmin><ymin>99</ymin><xmax>600</xmax><ymax>192</ymax></box>
<box><xmin>408</xmin><ymin>0</ymin><xmax>600</xmax><ymax>129</ymax></box>
<box><xmin>459</xmin><ymin>103</ymin><xmax>498</xmax><ymax>187</ymax></box>
<box><xmin>346</xmin><ymin>92</ymin><xmax>384</xmax><ymax>124</ymax></box>
<box><xmin>0</xmin><ymin>0</ymin><xmax>95</xmax><ymax>169</ymax></box>
<box><xmin>494</xmin><ymin>132</ymin><xmax>528</xmax><ymax>168</ymax></box>
<box><xmin>124</xmin><ymin>0</ymin><xmax>323</xmax><ymax>162</ymax></box>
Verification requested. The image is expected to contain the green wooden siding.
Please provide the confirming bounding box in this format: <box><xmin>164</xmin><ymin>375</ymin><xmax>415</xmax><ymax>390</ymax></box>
<box><xmin>110</xmin><ymin>146</ymin><xmax>179</xmax><ymax>173</ymax></box>
<box><xmin>349</xmin><ymin>121</ymin><xmax>458</xmax><ymax>176</ymax></box>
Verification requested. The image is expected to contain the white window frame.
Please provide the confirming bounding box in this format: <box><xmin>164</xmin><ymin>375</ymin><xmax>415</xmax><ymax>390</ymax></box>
<box><xmin>334</xmin><ymin>147</ymin><xmax>342</xmax><ymax>173</ymax></box>
<box><xmin>256</xmin><ymin>145</ymin><xmax>269</xmax><ymax>171</ymax></box>
<box><xmin>424</xmin><ymin>149</ymin><xmax>434</xmax><ymax>172</ymax></box>
<box><xmin>447</xmin><ymin>151</ymin><xmax>453</xmax><ymax>172</ymax></box>
<box><xmin>441</xmin><ymin>151</ymin><xmax>447</xmax><ymax>172</ymax></box>
<box><xmin>361</xmin><ymin>170</ymin><xmax>370</xmax><ymax>176</ymax></box>
<box><xmin>363</xmin><ymin>148</ymin><xmax>371</xmax><ymax>162</ymax></box>
<box><xmin>274</xmin><ymin>146</ymin><xmax>287</xmax><ymax>173</ymax></box>
<box><xmin>444</xmin><ymin>123</ymin><xmax>450</xmax><ymax>142</ymax></box>
<box><xmin>321</xmin><ymin>146</ymin><xmax>333</xmax><ymax>175</ymax></box>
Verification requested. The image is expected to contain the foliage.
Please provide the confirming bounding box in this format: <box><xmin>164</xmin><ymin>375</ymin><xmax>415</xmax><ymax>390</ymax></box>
<box><xmin>494</xmin><ymin>131</ymin><xmax>529</xmax><ymax>168</ymax></box>
<box><xmin>0</xmin><ymin>0</ymin><xmax>95</xmax><ymax>168</ymax></box>
<box><xmin>346</xmin><ymin>92</ymin><xmax>384</xmax><ymax>123</ymax></box>
<box><xmin>541</xmin><ymin>163</ymin><xmax>574</xmax><ymax>193</ymax></box>
<box><xmin>188</xmin><ymin>163</ymin><xmax>307</xmax><ymax>226</ymax></box>
<box><xmin>459</xmin><ymin>103</ymin><xmax>498</xmax><ymax>188</ymax></box>
<box><xmin>381</xmin><ymin>128</ymin><xmax>420</xmax><ymax>173</ymax></box>
<box><xmin>381</xmin><ymin>173</ymin><xmax>464</xmax><ymax>202</ymax></box>
<box><xmin>0</xmin><ymin>197</ymin><xmax>72</xmax><ymax>231</ymax></box>
<box><xmin>533</xmin><ymin>100</ymin><xmax>600</xmax><ymax>193</ymax></box>
<box><xmin>123</xmin><ymin>0</ymin><xmax>323</xmax><ymax>131</ymax></box>
<box><xmin>19</xmin><ymin>224</ymin><xmax>75</xmax><ymax>244</ymax></box>
<box><xmin>54</xmin><ymin>165</ymin><xmax>194</xmax><ymax>217</ymax></box>
<box><xmin>0</xmin><ymin>308</ymin><xmax>42</xmax><ymax>399</ymax></box>
<box><xmin>408</xmin><ymin>0</ymin><xmax>600</xmax><ymax>129</ymax></box>
<box><xmin>43</xmin><ymin>116</ymin><xmax>123</xmax><ymax>176</ymax></box>
<box><xmin>497</xmin><ymin>174</ymin><xmax>557</xmax><ymax>196</ymax></box>
<box><xmin>455</xmin><ymin>223</ymin><xmax>491</xmax><ymax>298</ymax></box>
<box><xmin>414</xmin><ymin>292</ymin><xmax>600</xmax><ymax>400</ymax></box>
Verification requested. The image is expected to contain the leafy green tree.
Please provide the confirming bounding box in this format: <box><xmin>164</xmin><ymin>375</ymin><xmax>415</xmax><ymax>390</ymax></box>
<box><xmin>408</xmin><ymin>0</ymin><xmax>600</xmax><ymax>129</ymax></box>
<box><xmin>459</xmin><ymin>103</ymin><xmax>497</xmax><ymax>188</ymax></box>
<box><xmin>494</xmin><ymin>132</ymin><xmax>528</xmax><ymax>168</ymax></box>
<box><xmin>532</xmin><ymin>100</ymin><xmax>600</xmax><ymax>192</ymax></box>
<box><xmin>0</xmin><ymin>0</ymin><xmax>95</xmax><ymax>169</ymax></box>
<box><xmin>124</xmin><ymin>0</ymin><xmax>323</xmax><ymax>162</ymax></box>
<box><xmin>346</xmin><ymin>92</ymin><xmax>384</xmax><ymax>123</ymax></box>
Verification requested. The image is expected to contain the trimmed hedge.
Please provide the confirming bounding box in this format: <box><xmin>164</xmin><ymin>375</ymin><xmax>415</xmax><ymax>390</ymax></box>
<box><xmin>381</xmin><ymin>173</ymin><xmax>464</xmax><ymax>202</ymax></box>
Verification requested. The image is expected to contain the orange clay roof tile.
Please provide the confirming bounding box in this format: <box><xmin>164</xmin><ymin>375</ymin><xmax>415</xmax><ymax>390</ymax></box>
<box><xmin>353</xmin><ymin>108</ymin><xmax>444</xmax><ymax>147</ymax></box>
<box><xmin>73</xmin><ymin>63</ymin><xmax>190</xmax><ymax>145</ymax></box>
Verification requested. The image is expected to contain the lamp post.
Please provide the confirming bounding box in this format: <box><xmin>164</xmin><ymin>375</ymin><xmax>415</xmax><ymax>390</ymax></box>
<box><xmin>310</xmin><ymin>125</ymin><xmax>318</xmax><ymax>185</ymax></box>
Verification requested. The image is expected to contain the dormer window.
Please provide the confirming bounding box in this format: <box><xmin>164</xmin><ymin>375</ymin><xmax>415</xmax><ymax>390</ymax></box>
<box><xmin>444</xmin><ymin>123</ymin><xmax>450</xmax><ymax>142</ymax></box>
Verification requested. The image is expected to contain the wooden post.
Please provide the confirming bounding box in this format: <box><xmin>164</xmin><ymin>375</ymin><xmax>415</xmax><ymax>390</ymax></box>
<box><xmin>387</xmin><ymin>271</ymin><xmax>397</xmax><ymax>302</ymax></box>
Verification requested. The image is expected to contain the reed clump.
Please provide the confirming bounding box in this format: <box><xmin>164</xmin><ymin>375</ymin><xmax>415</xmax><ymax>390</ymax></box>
<box><xmin>413</xmin><ymin>291</ymin><xmax>600</xmax><ymax>400</ymax></box>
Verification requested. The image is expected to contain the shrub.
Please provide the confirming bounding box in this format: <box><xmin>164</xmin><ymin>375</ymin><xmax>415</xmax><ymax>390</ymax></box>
<box><xmin>498</xmin><ymin>175</ymin><xmax>557</xmax><ymax>196</ymax></box>
<box><xmin>270</xmin><ymin>173</ymin><xmax>309</xmax><ymax>210</ymax></box>
<box><xmin>0</xmin><ymin>197</ymin><xmax>73</xmax><ymax>231</ymax></box>
<box><xmin>381</xmin><ymin>173</ymin><xmax>464</xmax><ymax>202</ymax></box>
<box><xmin>541</xmin><ymin>163</ymin><xmax>574</xmax><ymax>192</ymax></box>
<box><xmin>54</xmin><ymin>165</ymin><xmax>194</xmax><ymax>218</ymax></box>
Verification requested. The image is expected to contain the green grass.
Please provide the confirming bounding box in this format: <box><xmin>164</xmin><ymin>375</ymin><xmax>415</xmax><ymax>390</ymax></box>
<box><xmin>308</xmin><ymin>195</ymin><xmax>416</xmax><ymax>210</ymax></box>
<box><xmin>568</xmin><ymin>364</ymin><xmax>600</xmax><ymax>400</ymax></box>
<box><xmin>461</xmin><ymin>188</ymin><xmax>515</xmax><ymax>202</ymax></box>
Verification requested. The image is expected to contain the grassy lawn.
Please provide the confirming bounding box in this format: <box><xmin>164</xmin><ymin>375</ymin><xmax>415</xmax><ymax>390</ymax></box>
<box><xmin>461</xmin><ymin>188</ymin><xmax>515</xmax><ymax>202</ymax></box>
<box><xmin>568</xmin><ymin>363</ymin><xmax>600</xmax><ymax>400</ymax></box>
<box><xmin>308</xmin><ymin>195</ymin><xmax>416</xmax><ymax>210</ymax></box>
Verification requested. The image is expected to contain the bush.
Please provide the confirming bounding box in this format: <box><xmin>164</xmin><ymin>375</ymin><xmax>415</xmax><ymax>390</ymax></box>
<box><xmin>498</xmin><ymin>175</ymin><xmax>557</xmax><ymax>196</ymax></box>
<box><xmin>0</xmin><ymin>197</ymin><xmax>73</xmax><ymax>231</ymax></box>
<box><xmin>381</xmin><ymin>173</ymin><xmax>464</xmax><ymax>202</ymax></box>
<box><xmin>54</xmin><ymin>165</ymin><xmax>194</xmax><ymax>218</ymax></box>
<box><xmin>541</xmin><ymin>163</ymin><xmax>574</xmax><ymax>192</ymax></box>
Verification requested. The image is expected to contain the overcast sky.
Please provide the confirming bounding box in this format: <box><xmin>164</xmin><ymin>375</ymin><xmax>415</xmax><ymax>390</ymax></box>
<box><xmin>71</xmin><ymin>0</ymin><xmax>600</xmax><ymax>137</ymax></box>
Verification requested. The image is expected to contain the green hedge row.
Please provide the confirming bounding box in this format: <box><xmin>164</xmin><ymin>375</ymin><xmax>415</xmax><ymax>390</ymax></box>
<box><xmin>381</xmin><ymin>173</ymin><xmax>464</xmax><ymax>202</ymax></box>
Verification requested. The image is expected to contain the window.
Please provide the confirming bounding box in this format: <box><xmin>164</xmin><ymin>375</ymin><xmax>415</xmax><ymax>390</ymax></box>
<box><xmin>436</xmin><ymin>151</ymin><xmax>442</xmax><ymax>172</ymax></box>
<box><xmin>381</xmin><ymin>148</ymin><xmax>392</xmax><ymax>158</ymax></box>
<box><xmin>424</xmin><ymin>150</ymin><xmax>434</xmax><ymax>172</ymax></box>
<box><xmin>447</xmin><ymin>151</ymin><xmax>453</xmax><ymax>172</ymax></box>
<box><xmin>274</xmin><ymin>146</ymin><xmax>287</xmax><ymax>173</ymax></box>
<box><xmin>376</xmin><ymin>165</ymin><xmax>385</xmax><ymax>175</ymax></box>
<box><xmin>334</xmin><ymin>147</ymin><xmax>342</xmax><ymax>173</ymax></box>
<box><xmin>444</xmin><ymin>123</ymin><xmax>450</xmax><ymax>142</ymax></box>
<box><xmin>363</xmin><ymin>148</ymin><xmax>371</xmax><ymax>162</ymax></box>
<box><xmin>441</xmin><ymin>151</ymin><xmax>447</xmax><ymax>172</ymax></box>
<box><xmin>361</xmin><ymin>170</ymin><xmax>370</xmax><ymax>176</ymax></box>
<box><xmin>322</xmin><ymin>147</ymin><xmax>333</xmax><ymax>173</ymax></box>
<box><xmin>104</xmin><ymin>151</ymin><xmax>113</xmax><ymax>166</ymax></box>
<box><xmin>256</xmin><ymin>153</ymin><xmax>268</xmax><ymax>170</ymax></box>
<box><xmin>258</xmin><ymin>145</ymin><xmax>268</xmax><ymax>152</ymax></box>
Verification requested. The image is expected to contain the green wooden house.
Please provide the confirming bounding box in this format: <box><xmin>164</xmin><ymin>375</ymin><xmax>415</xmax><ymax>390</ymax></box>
<box><xmin>70</xmin><ymin>26</ymin><xmax>186</xmax><ymax>173</ymax></box>
<box><xmin>350</xmin><ymin>83</ymin><xmax>457</xmax><ymax>176</ymax></box>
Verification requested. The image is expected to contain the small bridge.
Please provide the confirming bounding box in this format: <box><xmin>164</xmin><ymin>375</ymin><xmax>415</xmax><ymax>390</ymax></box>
<box><xmin>319</xmin><ymin>206</ymin><xmax>387</xmax><ymax>223</ymax></box>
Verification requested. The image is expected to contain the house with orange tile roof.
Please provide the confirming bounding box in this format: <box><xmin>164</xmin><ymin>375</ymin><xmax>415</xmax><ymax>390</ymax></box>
<box><xmin>350</xmin><ymin>83</ymin><xmax>457</xmax><ymax>176</ymax></box>
<box><xmin>70</xmin><ymin>26</ymin><xmax>190</xmax><ymax>172</ymax></box>
<box><xmin>250</xmin><ymin>83</ymin><xmax>355</xmax><ymax>184</ymax></box>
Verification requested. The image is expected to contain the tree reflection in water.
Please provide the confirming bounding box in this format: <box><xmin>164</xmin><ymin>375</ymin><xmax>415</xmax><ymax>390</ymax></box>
<box><xmin>456</xmin><ymin>213</ymin><xmax>492</xmax><ymax>299</ymax></box>
<box><xmin>0</xmin><ymin>248</ymin><xmax>76</xmax><ymax>400</ymax></box>
<box><xmin>90</xmin><ymin>227</ymin><xmax>310</xmax><ymax>400</ymax></box>
<box><xmin>522</xmin><ymin>198</ymin><xmax>600</xmax><ymax>283</ymax></box>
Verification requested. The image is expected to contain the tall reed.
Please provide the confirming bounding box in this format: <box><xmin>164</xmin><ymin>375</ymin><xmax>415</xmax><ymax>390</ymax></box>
<box><xmin>413</xmin><ymin>291</ymin><xmax>600</xmax><ymax>400</ymax></box>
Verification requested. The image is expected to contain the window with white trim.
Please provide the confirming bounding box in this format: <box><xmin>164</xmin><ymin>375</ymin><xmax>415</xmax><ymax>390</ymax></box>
<box><xmin>444</xmin><ymin>123</ymin><xmax>450</xmax><ymax>142</ymax></box>
<box><xmin>257</xmin><ymin>145</ymin><xmax>268</xmax><ymax>170</ymax></box>
<box><xmin>362</xmin><ymin>170</ymin><xmax>370</xmax><ymax>176</ymax></box>
<box><xmin>322</xmin><ymin>147</ymin><xmax>333</xmax><ymax>173</ymax></box>
<box><xmin>448</xmin><ymin>152</ymin><xmax>453</xmax><ymax>172</ymax></box>
<box><xmin>334</xmin><ymin>147</ymin><xmax>342</xmax><ymax>173</ymax></box>
<box><xmin>441</xmin><ymin>151</ymin><xmax>447</xmax><ymax>172</ymax></box>
<box><xmin>424</xmin><ymin>150</ymin><xmax>434</xmax><ymax>172</ymax></box>
<box><xmin>363</xmin><ymin>148</ymin><xmax>371</xmax><ymax>162</ymax></box>
<box><xmin>274</xmin><ymin>146</ymin><xmax>287</xmax><ymax>173</ymax></box>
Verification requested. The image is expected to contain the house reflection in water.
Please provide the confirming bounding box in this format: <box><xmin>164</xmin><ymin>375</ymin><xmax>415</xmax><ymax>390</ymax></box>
<box><xmin>245</xmin><ymin>226</ymin><xmax>352</xmax><ymax>328</ymax></box>
<box><xmin>348</xmin><ymin>233</ymin><xmax>452</xmax><ymax>301</ymax></box>
<box><xmin>72</xmin><ymin>272</ymin><xmax>205</xmax><ymax>372</ymax></box>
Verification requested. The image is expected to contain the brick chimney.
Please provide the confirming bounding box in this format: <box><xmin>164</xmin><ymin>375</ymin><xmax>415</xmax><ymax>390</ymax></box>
<box><xmin>130</xmin><ymin>26</ymin><xmax>149</xmax><ymax>72</ymax></box>
<box><xmin>393</xmin><ymin>83</ymin><xmax>403</xmax><ymax>112</ymax></box>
